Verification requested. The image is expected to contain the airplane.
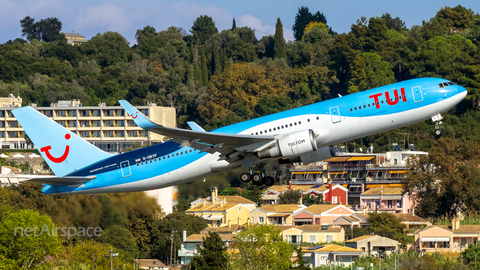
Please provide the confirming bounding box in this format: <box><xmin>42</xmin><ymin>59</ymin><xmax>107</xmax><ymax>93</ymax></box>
<box><xmin>12</xmin><ymin>77</ymin><xmax>467</xmax><ymax>195</ymax></box>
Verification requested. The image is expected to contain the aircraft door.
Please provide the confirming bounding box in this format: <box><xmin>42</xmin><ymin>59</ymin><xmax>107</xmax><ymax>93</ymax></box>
<box><xmin>329</xmin><ymin>106</ymin><xmax>341</xmax><ymax>123</ymax></box>
<box><xmin>412</xmin><ymin>86</ymin><xmax>424</xmax><ymax>103</ymax></box>
<box><xmin>120</xmin><ymin>161</ymin><xmax>132</xmax><ymax>177</ymax></box>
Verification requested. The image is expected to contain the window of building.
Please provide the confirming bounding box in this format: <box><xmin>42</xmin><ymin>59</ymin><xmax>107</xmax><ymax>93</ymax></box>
<box><xmin>0</xmin><ymin>111</ymin><xmax>5</xmax><ymax>117</ymax></box>
<box><xmin>91</xmin><ymin>110</ymin><xmax>100</xmax><ymax>116</ymax></box>
<box><xmin>104</xmin><ymin>120</ymin><xmax>114</xmax><ymax>127</ymax></box>
<box><xmin>57</xmin><ymin>121</ymin><xmax>66</xmax><ymax>127</ymax></box>
<box><xmin>127</xmin><ymin>120</ymin><xmax>137</xmax><ymax>127</ymax></box>
<box><xmin>116</xmin><ymin>120</ymin><xmax>124</xmax><ymax>127</ymax></box>
<box><xmin>9</xmin><ymin>131</ymin><xmax>19</xmax><ymax>138</ymax></box>
<box><xmin>116</xmin><ymin>110</ymin><xmax>124</xmax><ymax>116</ymax></box>
<box><xmin>259</xmin><ymin>217</ymin><xmax>264</xmax><ymax>224</ymax></box>
<box><xmin>0</xmin><ymin>132</ymin><xmax>4</xmax><ymax>138</ymax></box>
<box><xmin>140</xmin><ymin>109</ymin><xmax>149</xmax><ymax>116</ymax></box>
<box><xmin>9</xmin><ymin>121</ymin><xmax>18</xmax><ymax>128</ymax></box>
<box><xmin>104</xmin><ymin>110</ymin><xmax>115</xmax><ymax>116</ymax></box>
<box><xmin>238</xmin><ymin>206</ymin><xmax>242</xmax><ymax>212</ymax></box>
<box><xmin>80</xmin><ymin>110</ymin><xmax>90</xmax><ymax>117</ymax></box>
<box><xmin>309</xmin><ymin>235</ymin><xmax>317</xmax><ymax>243</ymax></box>
<box><xmin>43</xmin><ymin>110</ymin><xmax>52</xmax><ymax>117</ymax></box>
<box><xmin>117</xmin><ymin>131</ymin><xmax>125</xmax><ymax>137</ymax></box>
<box><xmin>80</xmin><ymin>121</ymin><xmax>90</xmax><ymax>127</ymax></box>
<box><xmin>92</xmin><ymin>131</ymin><xmax>101</xmax><ymax>137</ymax></box>
<box><xmin>388</xmin><ymin>200</ymin><xmax>393</xmax><ymax>208</ymax></box>
<box><xmin>56</xmin><ymin>110</ymin><xmax>66</xmax><ymax>117</ymax></box>
<box><xmin>104</xmin><ymin>131</ymin><xmax>114</xmax><ymax>137</ymax></box>
<box><xmin>396</xmin><ymin>200</ymin><xmax>402</xmax><ymax>208</ymax></box>
<box><xmin>68</xmin><ymin>110</ymin><xmax>77</xmax><ymax>117</ymax></box>
<box><xmin>68</xmin><ymin>121</ymin><xmax>77</xmax><ymax>127</ymax></box>
<box><xmin>326</xmin><ymin>235</ymin><xmax>333</xmax><ymax>243</ymax></box>
<box><xmin>139</xmin><ymin>131</ymin><xmax>147</xmax><ymax>137</ymax></box>
<box><xmin>81</xmin><ymin>131</ymin><xmax>90</xmax><ymax>138</ymax></box>
<box><xmin>129</xmin><ymin>131</ymin><xmax>138</xmax><ymax>137</ymax></box>
<box><xmin>92</xmin><ymin>121</ymin><xmax>101</xmax><ymax>127</ymax></box>
<box><xmin>0</xmin><ymin>121</ymin><xmax>4</xmax><ymax>128</ymax></box>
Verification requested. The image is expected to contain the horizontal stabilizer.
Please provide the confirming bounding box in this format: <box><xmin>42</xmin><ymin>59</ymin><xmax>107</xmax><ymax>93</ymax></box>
<box><xmin>25</xmin><ymin>176</ymin><xmax>96</xmax><ymax>186</ymax></box>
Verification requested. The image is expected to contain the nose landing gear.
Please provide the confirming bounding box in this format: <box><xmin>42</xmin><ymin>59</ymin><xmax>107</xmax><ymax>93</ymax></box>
<box><xmin>432</xmin><ymin>114</ymin><xmax>443</xmax><ymax>137</ymax></box>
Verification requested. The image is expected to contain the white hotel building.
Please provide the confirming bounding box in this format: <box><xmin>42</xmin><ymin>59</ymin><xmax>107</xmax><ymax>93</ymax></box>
<box><xmin>0</xmin><ymin>97</ymin><xmax>176</xmax><ymax>152</ymax></box>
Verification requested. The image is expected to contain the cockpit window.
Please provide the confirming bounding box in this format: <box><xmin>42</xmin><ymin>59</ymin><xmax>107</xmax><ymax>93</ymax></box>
<box><xmin>439</xmin><ymin>82</ymin><xmax>455</xmax><ymax>88</ymax></box>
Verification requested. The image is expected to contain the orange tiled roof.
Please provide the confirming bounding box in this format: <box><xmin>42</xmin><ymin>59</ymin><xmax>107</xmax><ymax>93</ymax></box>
<box><xmin>185</xmin><ymin>233</ymin><xmax>235</xmax><ymax>242</ymax></box>
<box><xmin>186</xmin><ymin>203</ymin><xmax>238</xmax><ymax>212</ymax></box>
<box><xmin>303</xmin><ymin>204</ymin><xmax>338</xmax><ymax>215</ymax></box>
<box><xmin>297</xmin><ymin>225</ymin><xmax>343</xmax><ymax>232</ymax></box>
<box><xmin>396</xmin><ymin>213</ymin><xmax>428</xmax><ymax>223</ymax></box>
<box><xmin>345</xmin><ymin>235</ymin><xmax>376</xmax><ymax>242</ymax></box>
<box><xmin>422</xmin><ymin>225</ymin><xmax>480</xmax><ymax>234</ymax></box>
<box><xmin>361</xmin><ymin>187</ymin><xmax>403</xmax><ymax>196</ymax></box>
<box><xmin>217</xmin><ymin>196</ymin><xmax>255</xmax><ymax>204</ymax></box>
<box><xmin>309</xmin><ymin>244</ymin><xmax>362</xmax><ymax>253</ymax></box>
<box><xmin>259</xmin><ymin>204</ymin><xmax>304</xmax><ymax>213</ymax></box>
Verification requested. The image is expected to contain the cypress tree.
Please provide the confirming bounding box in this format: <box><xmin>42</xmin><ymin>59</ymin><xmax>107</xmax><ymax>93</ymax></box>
<box><xmin>211</xmin><ymin>39</ymin><xmax>221</xmax><ymax>75</ymax></box>
<box><xmin>194</xmin><ymin>45</ymin><xmax>202</xmax><ymax>85</ymax></box>
<box><xmin>200</xmin><ymin>45</ymin><xmax>208</xmax><ymax>86</ymax></box>
<box><xmin>220</xmin><ymin>47</ymin><xmax>228</xmax><ymax>72</ymax></box>
<box><xmin>232</xmin><ymin>18</ymin><xmax>237</xmax><ymax>30</ymax></box>
<box><xmin>274</xmin><ymin>17</ymin><xmax>287</xmax><ymax>60</ymax></box>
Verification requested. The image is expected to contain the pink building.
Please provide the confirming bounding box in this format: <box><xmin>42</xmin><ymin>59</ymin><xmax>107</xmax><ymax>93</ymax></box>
<box><xmin>293</xmin><ymin>204</ymin><xmax>356</xmax><ymax>226</ymax></box>
<box><xmin>356</xmin><ymin>187</ymin><xmax>414</xmax><ymax>214</ymax></box>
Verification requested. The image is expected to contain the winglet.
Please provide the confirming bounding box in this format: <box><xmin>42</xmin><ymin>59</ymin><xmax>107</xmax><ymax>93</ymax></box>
<box><xmin>118</xmin><ymin>100</ymin><xmax>159</xmax><ymax>129</ymax></box>
<box><xmin>187</xmin><ymin>121</ymin><xmax>206</xmax><ymax>132</ymax></box>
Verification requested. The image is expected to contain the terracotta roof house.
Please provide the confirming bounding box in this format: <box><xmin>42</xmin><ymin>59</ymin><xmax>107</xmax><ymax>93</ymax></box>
<box><xmin>396</xmin><ymin>213</ymin><xmax>430</xmax><ymax>228</ymax></box>
<box><xmin>249</xmin><ymin>204</ymin><xmax>306</xmax><ymax>226</ymax></box>
<box><xmin>261</xmin><ymin>183</ymin><xmax>348</xmax><ymax>205</ymax></box>
<box><xmin>333</xmin><ymin>213</ymin><xmax>369</xmax><ymax>229</ymax></box>
<box><xmin>345</xmin><ymin>235</ymin><xmax>400</xmax><ymax>256</ymax></box>
<box><xmin>281</xmin><ymin>225</ymin><xmax>345</xmax><ymax>244</ymax></box>
<box><xmin>178</xmin><ymin>230</ymin><xmax>235</xmax><ymax>265</ymax></box>
<box><xmin>309</xmin><ymin>244</ymin><xmax>362</xmax><ymax>267</ymax></box>
<box><xmin>293</xmin><ymin>204</ymin><xmax>356</xmax><ymax>226</ymax></box>
<box><xmin>414</xmin><ymin>219</ymin><xmax>480</xmax><ymax>253</ymax></box>
<box><xmin>356</xmin><ymin>187</ymin><xmax>414</xmax><ymax>214</ymax></box>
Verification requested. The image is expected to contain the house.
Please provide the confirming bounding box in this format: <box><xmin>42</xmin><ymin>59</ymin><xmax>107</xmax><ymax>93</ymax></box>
<box><xmin>356</xmin><ymin>187</ymin><xmax>414</xmax><ymax>214</ymax></box>
<box><xmin>261</xmin><ymin>183</ymin><xmax>348</xmax><ymax>205</ymax></box>
<box><xmin>345</xmin><ymin>235</ymin><xmax>400</xmax><ymax>256</ymax></box>
<box><xmin>293</xmin><ymin>204</ymin><xmax>356</xmax><ymax>226</ymax></box>
<box><xmin>190</xmin><ymin>187</ymin><xmax>256</xmax><ymax>209</ymax></box>
<box><xmin>396</xmin><ymin>213</ymin><xmax>430</xmax><ymax>228</ymax></box>
<box><xmin>177</xmin><ymin>230</ymin><xmax>236</xmax><ymax>265</ymax></box>
<box><xmin>186</xmin><ymin>189</ymin><xmax>255</xmax><ymax>227</ymax></box>
<box><xmin>309</xmin><ymin>244</ymin><xmax>362</xmax><ymax>267</ymax></box>
<box><xmin>414</xmin><ymin>219</ymin><xmax>480</xmax><ymax>253</ymax></box>
<box><xmin>134</xmin><ymin>259</ymin><xmax>168</xmax><ymax>270</ymax></box>
<box><xmin>333</xmin><ymin>213</ymin><xmax>369</xmax><ymax>231</ymax></box>
<box><xmin>282</xmin><ymin>225</ymin><xmax>345</xmax><ymax>244</ymax></box>
<box><xmin>249</xmin><ymin>204</ymin><xmax>306</xmax><ymax>225</ymax></box>
<box><xmin>63</xmin><ymin>32</ymin><xmax>87</xmax><ymax>46</ymax></box>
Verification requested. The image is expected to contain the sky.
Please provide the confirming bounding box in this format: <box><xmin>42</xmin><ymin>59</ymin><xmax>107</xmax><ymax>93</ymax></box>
<box><xmin>1</xmin><ymin>0</ymin><xmax>480</xmax><ymax>45</ymax></box>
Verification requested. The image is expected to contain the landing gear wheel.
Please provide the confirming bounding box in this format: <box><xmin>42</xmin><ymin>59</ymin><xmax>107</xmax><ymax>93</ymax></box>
<box><xmin>264</xmin><ymin>176</ymin><xmax>275</xmax><ymax>187</ymax></box>
<box><xmin>435</xmin><ymin>129</ymin><xmax>443</xmax><ymax>137</ymax></box>
<box><xmin>251</xmin><ymin>173</ymin><xmax>264</xmax><ymax>186</ymax></box>
<box><xmin>240</xmin><ymin>173</ymin><xmax>251</xmax><ymax>183</ymax></box>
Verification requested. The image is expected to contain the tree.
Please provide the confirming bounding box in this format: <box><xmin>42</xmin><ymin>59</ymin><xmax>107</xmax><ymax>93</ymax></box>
<box><xmin>99</xmin><ymin>224</ymin><xmax>138</xmax><ymax>255</ymax></box>
<box><xmin>292</xmin><ymin>6</ymin><xmax>327</xmax><ymax>41</ymax></box>
<box><xmin>368</xmin><ymin>212</ymin><xmax>407</xmax><ymax>245</ymax></box>
<box><xmin>277</xmin><ymin>189</ymin><xmax>302</xmax><ymax>204</ymax></box>
<box><xmin>404</xmin><ymin>138</ymin><xmax>480</xmax><ymax>219</ymax></box>
<box><xmin>211</xmin><ymin>38</ymin><xmax>221</xmax><ymax>75</ymax></box>
<box><xmin>435</xmin><ymin>5</ymin><xmax>474</xmax><ymax>30</ymax></box>
<box><xmin>0</xmin><ymin>208</ymin><xmax>62</xmax><ymax>268</ymax></box>
<box><xmin>294</xmin><ymin>246</ymin><xmax>310</xmax><ymax>269</ymax></box>
<box><xmin>348</xmin><ymin>52</ymin><xmax>395</xmax><ymax>94</ymax></box>
<box><xmin>20</xmin><ymin>16</ymin><xmax>64</xmax><ymax>42</ymax></box>
<box><xmin>232</xmin><ymin>18</ymin><xmax>237</xmax><ymax>30</ymax></box>
<box><xmin>461</xmin><ymin>243</ymin><xmax>480</xmax><ymax>267</ymax></box>
<box><xmin>200</xmin><ymin>45</ymin><xmax>208</xmax><ymax>86</ymax></box>
<box><xmin>189</xmin><ymin>232</ymin><xmax>228</xmax><ymax>270</ymax></box>
<box><xmin>191</xmin><ymin>15</ymin><xmax>218</xmax><ymax>45</ymax></box>
<box><xmin>274</xmin><ymin>18</ymin><xmax>287</xmax><ymax>60</ymax></box>
<box><xmin>231</xmin><ymin>224</ymin><xmax>292</xmax><ymax>270</ymax></box>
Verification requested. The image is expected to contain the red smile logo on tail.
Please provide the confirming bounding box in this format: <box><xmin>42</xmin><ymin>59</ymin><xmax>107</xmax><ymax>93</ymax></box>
<box><xmin>41</xmin><ymin>134</ymin><xmax>71</xmax><ymax>163</ymax></box>
<box><xmin>131</xmin><ymin>112</ymin><xmax>138</xmax><ymax>119</ymax></box>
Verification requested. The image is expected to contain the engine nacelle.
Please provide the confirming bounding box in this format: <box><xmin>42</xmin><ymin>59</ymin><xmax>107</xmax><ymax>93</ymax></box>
<box><xmin>278</xmin><ymin>145</ymin><xmax>335</xmax><ymax>164</ymax></box>
<box><xmin>258</xmin><ymin>129</ymin><xmax>317</xmax><ymax>159</ymax></box>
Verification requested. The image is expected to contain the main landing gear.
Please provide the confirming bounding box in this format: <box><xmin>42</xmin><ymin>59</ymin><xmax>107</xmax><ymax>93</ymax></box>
<box><xmin>432</xmin><ymin>114</ymin><xmax>443</xmax><ymax>137</ymax></box>
<box><xmin>240</xmin><ymin>167</ymin><xmax>275</xmax><ymax>186</ymax></box>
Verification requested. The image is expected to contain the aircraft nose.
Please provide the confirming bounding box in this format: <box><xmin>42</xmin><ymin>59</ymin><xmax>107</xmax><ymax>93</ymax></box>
<box><xmin>457</xmin><ymin>85</ymin><xmax>468</xmax><ymax>100</ymax></box>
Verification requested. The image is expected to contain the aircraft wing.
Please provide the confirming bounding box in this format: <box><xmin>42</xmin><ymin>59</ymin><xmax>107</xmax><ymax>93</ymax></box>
<box><xmin>119</xmin><ymin>100</ymin><xmax>274</xmax><ymax>154</ymax></box>
<box><xmin>24</xmin><ymin>176</ymin><xmax>97</xmax><ymax>186</ymax></box>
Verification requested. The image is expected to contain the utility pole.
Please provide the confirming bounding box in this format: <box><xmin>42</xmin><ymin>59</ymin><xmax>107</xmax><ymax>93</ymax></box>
<box><xmin>92</xmin><ymin>252</ymin><xmax>95</xmax><ymax>270</ymax></box>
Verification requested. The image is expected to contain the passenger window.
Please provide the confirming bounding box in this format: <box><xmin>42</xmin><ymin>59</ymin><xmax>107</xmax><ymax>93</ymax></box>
<box><xmin>273</xmin><ymin>127</ymin><xmax>276</xmax><ymax>131</ymax></box>
<box><xmin>299</xmin><ymin>121</ymin><xmax>301</xmax><ymax>124</ymax></box>
<box><xmin>260</xmin><ymin>131</ymin><xmax>262</xmax><ymax>134</ymax></box>
<box><xmin>316</xmin><ymin>117</ymin><xmax>319</xmax><ymax>120</ymax></box>
<box><xmin>290</xmin><ymin>123</ymin><xmax>292</xmax><ymax>127</ymax></box>
<box><xmin>350</xmin><ymin>108</ymin><xmax>352</xmax><ymax>111</ymax></box>
<box><xmin>307</xmin><ymin>119</ymin><xmax>310</xmax><ymax>122</ymax></box>
<box><xmin>294</xmin><ymin>122</ymin><xmax>297</xmax><ymax>126</ymax></box>
<box><xmin>363</xmin><ymin>105</ymin><xmax>366</xmax><ymax>108</ymax></box>
<box><xmin>368</xmin><ymin>104</ymin><xmax>370</xmax><ymax>107</ymax></box>
<box><xmin>355</xmin><ymin>107</ymin><xmax>357</xmax><ymax>110</ymax></box>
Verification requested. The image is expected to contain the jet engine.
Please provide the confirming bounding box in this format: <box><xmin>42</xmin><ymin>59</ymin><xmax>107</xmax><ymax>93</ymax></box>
<box><xmin>278</xmin><ymin>145</ymin><xmax>335</xmax><ymax>164</ymax></box>
<box><xmin>258</xmin><ymin>129</ymin><xmax>317</xmax><ymax>159</ymax></box>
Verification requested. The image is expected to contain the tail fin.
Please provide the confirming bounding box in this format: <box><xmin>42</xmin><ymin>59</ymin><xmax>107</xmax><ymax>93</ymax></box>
<box><xmin>13</xmin><ymin>107</ymin><xmax>112</xmax><ymax>176</ymax></box>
